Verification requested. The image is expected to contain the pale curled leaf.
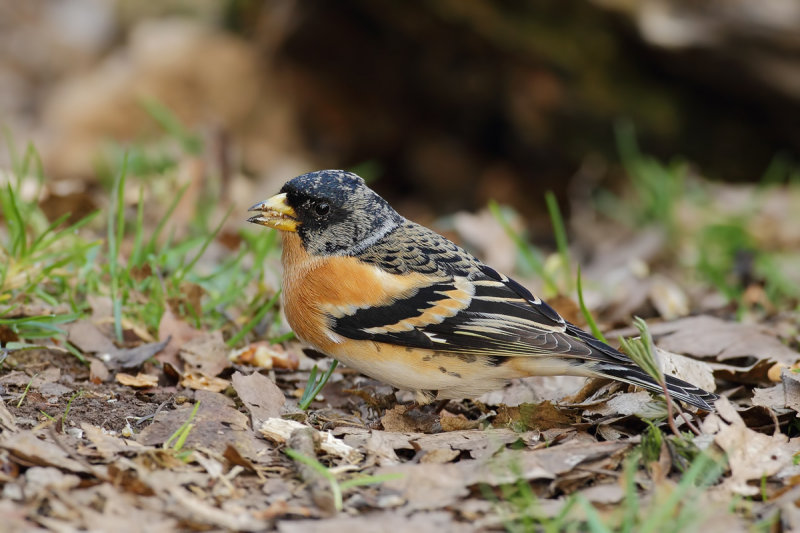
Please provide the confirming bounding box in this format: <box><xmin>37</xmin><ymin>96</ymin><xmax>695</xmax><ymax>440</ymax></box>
<box><xmin>116</xmin><ymin>372</ymin><xmax>158</xmax><ymax>388</ymax></box>
<box><xmin>228</xmin><ymin>341</ymin><xmax>299</xmax><ymax>370</ymax></box>
<box><xmin>179</xmin><ymin>372</ymin><xmax>229</xmax><ymax>392</ymax></box>
<box><xmin>701</xmin><ymin>397</ymin><xmax>795</xmax><ymax>496</ymax></box>
<box><xmin>259</xmin><ymin>418</ymin><xmax>362</xmax><ymax>464</ymax></box>
<box><xmin>648</xmin><ymin>275</ymin><xmax>689</xmax><ymax>320</ymax></box>
<box><xmin>657</xmin><ymin>346</ymin><xmax>716</xmax><ymax>393</ymax></box>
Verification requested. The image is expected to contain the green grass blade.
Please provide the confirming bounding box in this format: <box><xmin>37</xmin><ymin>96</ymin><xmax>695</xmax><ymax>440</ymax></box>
<box><xmin>575</xmin><ymin>495</ymin><xmax>614</xmax><ymax>533</ymax></box>
<box><xmin>140</xmin><ymin>98</ymin><xmax>203</xmax><ymax>154</ymax></box>
<box><xmin>270</xmin><ymin>331</ymin><xmax>296</xmax><ymax>344</ymax></box>
<box><xmin>16</xmin><ymin>373</ymin><xmax>37</xmax><ymax>408</ymax></box>
<box><xmin>284</xmin><ymin>448</ymin><xmax>342</xmax><ymax>511</ymax></box>
<box><xmin>638</xmin><ymin>453</ymin><xmax>718</xmax><ymax>533</ymax></box>
<box><xmin>35</xmin><ymin>210</ymin><xmax>101</xmax><ymax>253</ymax></box>
<box><xmin>488</xmin><ymin>199</ymin><xmax>557</xmax><ymax>294</ymax></box>
<box><xmin>299</xmin><ymin>360</ymin><xmax>339</xmax><ymax>410</ymax></box>
<box><xmin>164</xmin><ymin>401</ymin><xmax>201</xmax><ymax>451</ymax></box>
<box><xmin>4</xmin><ymin>183</ymin><xmax>28</xmax><ymax>257</ymax></box>
<box><xmin>545</xmin><ymin>190</ymin><xmax>572</xmax><ymax>284</ymax></box>
<box><xmin>28</xmin><ymin>212</ymin><xmax>71</xmax><ymax>252</ymax></box>
<box><xmin>145</xmin><ymin>181</ymin><xmax>191</xmax><ymax>257</ymax></box>
<box><xmin>62</xmin><ymin>389</ymin><xmax>83</xmax><ymax>426</ymax></box>
<box><xmin>338</xmin><ymin>473</ymin><xmax>404</xmax><ymax>490</ymax></box>
<box><xmin>107</xmin><ymin>153</ymin><xmax>129</xmax><ymax>342</ymax></box>
<box><xmin>618</xmin><ymin>317</ymin><xmax>662</xmax><ymax>383</ymax></box>
<box><xmin>225</xmin><ymin>290</ymin><xmax>281</xmax><ymax>347</ymax></box>
<box><xmin>175</xmin><ymin>206</ymin><xmax>232</xmax><ymax>283</ymax></box>
<box><xmin>576</xmin><ymin>266</ymin><xmax>607</xmax><ymax>343</ymax></box>
<box><xmin>129</xmin><ymin>184</ymin><xmax>145</xmax><ymax>267</ymax></box>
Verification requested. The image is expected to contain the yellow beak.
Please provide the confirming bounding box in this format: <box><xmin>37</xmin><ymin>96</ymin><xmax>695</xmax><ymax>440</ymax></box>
<box><xmin>247</xmin><ymin>193</ymin><xmax>298</xmax><ymax>232</ymax></box>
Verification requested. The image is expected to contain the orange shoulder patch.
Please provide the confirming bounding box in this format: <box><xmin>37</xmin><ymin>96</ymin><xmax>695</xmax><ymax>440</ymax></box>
<box><xmin>279</xmin><ymin>232</ymin><xmax>443</xmax><ymax>351</ymax></box>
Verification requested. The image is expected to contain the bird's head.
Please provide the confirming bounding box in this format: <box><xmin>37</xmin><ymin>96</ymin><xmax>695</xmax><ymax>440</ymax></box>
<box><xmin>248</xmin><ymin>170</ymin><xmax>401</xmax><ymax>256</ymax></box>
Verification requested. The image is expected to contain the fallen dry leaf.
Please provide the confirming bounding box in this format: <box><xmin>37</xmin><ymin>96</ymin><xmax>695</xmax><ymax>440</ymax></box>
<box><xmin>0</xmin><ymin>430</ymin><xmax>90</xmax><ymax>474</ymax></box>
<box><xmin>0</xmin><ymin>366</ymin><xmax>60</xmax><ymax>388</ymax></box>
<box><xmin>708</xmin><ymin>359</ymin><xmax>775</xmax><ymax>385</ymax></box>
<box><xmin>87</xmin><ymin>295</ymin><xmax>113</xmax><ymax>322</ymax></box>
<box><xmin>380</xmin><ymin>404</ymin><xmax>447</xmax><ymax>433</ymax></box>
<box><xmin>65</xmin><ymin>485</ymin><xmax>177</xmax><ymax>533</ymax></box>
<box><xmin>657</xmin><ymin>346</ymin><xmax>716</xmax><ymax>394</ymax></box>
<box><xmin>781</xmin><ymin>369</ymin><xmax>800</xmax><ymax>413</ymax></box>
<box><xmin>0</xmin><ymin>397</ymin><xmax>17</xmax><ymax>432</ymax></box>
<box><xmin>478</xmin><ymin>375</ymin><xmax>588</xmax><ymax>406</ymax></box>
<box><xmin>116</xmin><ymin>372</ymin><xmax>159</xmax><ymax>388</ymax></box>
<box><xmin>229</xmin><ymin>341</ymin><xmax>299</xmax><ymax>370</ymax></box>
<box><xmin>103</xmin><ymin>338</ymin><xmax>169</xmax><ymax>369</ymax></box>
<box><xmin>361</xmin><ymin>431</ymin><xmax>401</xmax><ymax>466</ymax></box>
<box><xmin>751</xmin><ymin>383</ymin><xmax>787</xmax><ymax>412</ymax></box>
<box><xmin>288</xmin><ymin>426</ymin><xmax>337</xmax><ymax>515</ymax></box>
<box><xmin>336</xmin><ymin>427</ymin><xmax>533</xmax><ymax>462</ymax></box>
<box><xmin>380</xmin><ymin>405</ymin><xmax>424</xmax><ymax>433</ymax></box>
<box><xmin>377</xmin><ymin>440</ymin><xmax>632</xmax><ymax>511</ymax></box>
<box><xmin>231</xmin><ymin>371</ymin><xmax>286</xmax><ymax>428</ymax></box>
<box><xmin>439</xmin><ymin>411</ymin><xmax>480</xmax><ymax>432</ymax></box>
<box><xmin>68</xmin><ymin>320</ymin><xmax>169</xmax><ymax>369</ymax></box>
<box><xmin>88</xmin><ymin>358</ymin><xmax>110</xmax><ymax>384</ymax></box>
<box><xmin>137</xmin><ymin>391</ymin><xmax>272</xmax><ymax>462</ymax></box>
<box><xmin>648</xmin><ymin>275</ymin><xmax>689</xmax><ymax>320</ymax></box>
<box><xmin>179</xmin><ymin>372</ymin><xmax>229</xmax><ymax>392</ymax></box>
<box><xmin>702</xmin><ymin>397</ymin><xmax>796</xmax><ymax>496</ymax></box>
<box><xmin>23</xmin><ymin>466</ymin><xmax>82</xmax><ymax>494</ymax></box>
<box><xmin>168</xmin><ymin>485</ymin><xmax>269</xmax><ymax>531</ymax></box>
<box><xmin>494</xmin><ymin>400</ymin><xmax>579</xmax><ymax>430</ymax></box>
<box><xmin>0</xmin><ymin>500</ymin><xmax>42</xmax><ymax>532</ymax></box>
<box><xmin>81</xmin><ymin>423</ymin><xmax>145</xmax><ymax>458</ymax></box>
<box><xmin>277</xmin><ymin>510</ymin><xmax>473</xmax><ymax>533</ymax></box>
<box><xmin>260</xmin><ymin>418</ymin><xmax>362</xmax><ymax>464</ymax></box>
<box><xmin>67</xmin><ymin>320</ymin><xmax>115</xmax><ymax>354</ymax></box>
<box><xmin>179</xmin><ymin>331</ymin><xmax>229</xmax><ymax>377</ymax></box>
<box><xmin>157</xmin><ymin>308</ymin><xmax>205</xmax><ymax>368</ymax></box>
<box><xmin>582</xmin><ymin>391</ymin><xmax>664</xmax><ymax>418</ymax></box>
<box><xmin>420</xmin><ymin>448</ymin><xmax>461</xmax><ymax>464</ymax></box>
<box><xmin>578</xmin><ymin>482</ymin><xmax>625</xmax><ymax>504</ymax></box>
<box><xmin>653</xmin><ymin>316</ymin><xmax>800</xmax><ymax>366</ymax></box>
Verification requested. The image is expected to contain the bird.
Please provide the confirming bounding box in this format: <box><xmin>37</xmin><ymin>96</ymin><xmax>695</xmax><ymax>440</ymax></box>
<box><xmin>247</xmin><ymin>170</ymin><xmax>718</xmax><ymax>411</ymax></box>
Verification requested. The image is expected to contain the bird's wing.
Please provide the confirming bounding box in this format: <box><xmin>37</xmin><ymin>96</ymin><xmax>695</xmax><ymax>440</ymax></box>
<box><xmin>327</xmin><ymin>262</ymin><xmax>630</xmax><ymax>365</ymax></box>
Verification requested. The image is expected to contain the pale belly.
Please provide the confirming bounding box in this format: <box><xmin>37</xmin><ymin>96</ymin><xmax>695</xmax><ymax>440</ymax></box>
<box><xmin>325</xmin><ymin>340</ymin><xmax>521</xmax><ymax>400</ymax></box>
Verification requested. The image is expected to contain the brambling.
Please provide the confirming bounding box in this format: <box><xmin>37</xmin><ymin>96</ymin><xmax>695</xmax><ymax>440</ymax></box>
<box><xmin>248</xmin><ymin>170</ymin><xmax>718</xmax><ymax>411</ymax></box>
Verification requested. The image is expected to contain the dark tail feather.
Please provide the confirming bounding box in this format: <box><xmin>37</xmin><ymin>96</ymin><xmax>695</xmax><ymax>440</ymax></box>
<box><xmin>594</xmin><ymin>363</ymin><xmax>719</xmax><ymax>411</ymax></box>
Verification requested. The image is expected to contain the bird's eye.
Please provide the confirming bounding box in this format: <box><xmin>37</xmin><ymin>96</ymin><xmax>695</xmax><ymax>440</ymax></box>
<box><xmin>314</xmin><ymin>202</ymin><xmax>330</xmax><ymax>216</ymax></box>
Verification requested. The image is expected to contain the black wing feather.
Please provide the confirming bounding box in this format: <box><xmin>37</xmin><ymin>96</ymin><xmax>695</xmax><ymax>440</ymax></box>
<box><xmin>328</xmin><ymin>266</ymin><xmax>590</xmax><ymax>358</ymax></box>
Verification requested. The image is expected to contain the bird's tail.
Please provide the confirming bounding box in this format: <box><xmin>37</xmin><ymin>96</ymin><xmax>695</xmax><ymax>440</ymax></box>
<box><xmin>593</xmin><ymin>362</ymin><xmax>719</xmax><ymax>411</ymax></box>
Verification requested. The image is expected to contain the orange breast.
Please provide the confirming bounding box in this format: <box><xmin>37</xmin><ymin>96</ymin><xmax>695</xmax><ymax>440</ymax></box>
<box><xmin>280</xmin><ymin>232</ymin><xmax>435</xmax><ymax>353</ymax></box>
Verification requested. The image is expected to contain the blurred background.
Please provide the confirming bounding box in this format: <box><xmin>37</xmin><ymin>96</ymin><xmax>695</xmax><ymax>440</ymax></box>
<box><xmin>2</xmin><ymin>1</ymin><xmax>800</xmax><ymax>210</ymax></box>
<box><xmin>2</xmin><ymin>0</ymin><xmax>800</xmax><ymax>321</ymax></box>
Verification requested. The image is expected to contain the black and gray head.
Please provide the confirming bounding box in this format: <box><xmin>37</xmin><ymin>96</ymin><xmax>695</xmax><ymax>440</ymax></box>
<box><xmin>248</xmin><ymin>170</ymin><xmax>403</xmax><ymax>256</ymax></box>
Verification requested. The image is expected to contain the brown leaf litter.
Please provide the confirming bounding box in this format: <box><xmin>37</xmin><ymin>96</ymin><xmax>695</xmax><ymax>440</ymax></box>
<box><xmin>1</xmin><ymin>312</ymin><xmax>799</xmax><ymax>530</ymax></box>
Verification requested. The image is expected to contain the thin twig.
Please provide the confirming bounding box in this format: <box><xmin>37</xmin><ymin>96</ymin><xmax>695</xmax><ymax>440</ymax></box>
<box><xmin>287</xmin><ymin>427</ymin><xmax>336</xmax><ymax>514</ymax></box>
<box><xmin>659</xmin><ymin>379</ymin><xmax>682</xmax><ymax>438</ymax></box>
<box><xmin>658</xmin><ymin>379</ymin><xmax>702</xmax><ymax>436</ymax></box>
